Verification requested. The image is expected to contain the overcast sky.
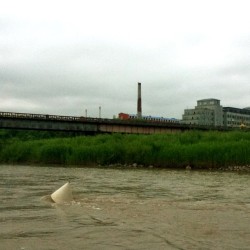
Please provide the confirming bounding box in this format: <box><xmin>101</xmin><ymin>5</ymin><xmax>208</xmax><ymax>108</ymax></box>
<box><xmin>1</xmin><ymin>0</ymin><xmax>249</xmax><ymax>119</ymax></box>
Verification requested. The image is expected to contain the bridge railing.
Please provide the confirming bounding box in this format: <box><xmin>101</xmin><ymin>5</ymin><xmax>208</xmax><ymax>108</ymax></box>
<box><xmin>0</xmin><ymin>111</ymin><xmax>117</xmax><ymax>123</ymax></box>
<box><xmin>0</xmin><ymin>111</ymin><xmax>85</xmax><ymax>121</ymax></box>
<box><xmin>1</xmin><ymin>111</ymin><xmax>231</xmax><ymax>131</ymax></box>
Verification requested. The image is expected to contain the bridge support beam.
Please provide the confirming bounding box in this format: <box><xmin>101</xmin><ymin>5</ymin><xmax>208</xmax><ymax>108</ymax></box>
<box><xmin>0</xmin><ymin>118</ymin><xmax>98</xmax><ymax>133</ymax></box>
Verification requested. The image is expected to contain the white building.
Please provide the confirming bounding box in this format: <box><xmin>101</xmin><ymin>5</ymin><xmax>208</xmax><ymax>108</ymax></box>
<box><xmin>223</xmin><ymin>107</ymin><xmax>250</xmax><ymax>128</ymax></box>
<box><xmin>182</xmin><ymin>98</ymin><xmax>223</xmax><ymax>126</ymax></box>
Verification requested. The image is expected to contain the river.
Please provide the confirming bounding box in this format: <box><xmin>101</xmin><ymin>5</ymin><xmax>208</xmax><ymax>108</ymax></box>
<box><xmin>0</xmin><ymin>165</ymin><xmax>249</xmax><ymax>250</ymax></box>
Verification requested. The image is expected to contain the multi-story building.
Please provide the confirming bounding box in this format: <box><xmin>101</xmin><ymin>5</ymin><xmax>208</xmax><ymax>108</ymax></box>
<box><xmin>182</xmin><ymin>98</ymin><xmax>250</xmax><ymax>128</ymax></box>
<box><xmin>182</xmin><ymin>98</ymin><xmax>223</xmax><ymax>126</ymax></box>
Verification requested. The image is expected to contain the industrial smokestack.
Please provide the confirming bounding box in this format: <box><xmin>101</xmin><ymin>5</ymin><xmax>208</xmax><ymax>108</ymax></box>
<box><xmin>137</xmin><ymin>82</ymin><xmax>142</xmax><ymax>119</ymax></box>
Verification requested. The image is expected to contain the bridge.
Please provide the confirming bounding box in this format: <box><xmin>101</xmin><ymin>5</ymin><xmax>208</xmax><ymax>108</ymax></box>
<box><xmin>0</xmin><ymin>111</ymin><xmax>220</xmax><ymax>134</ymax></box>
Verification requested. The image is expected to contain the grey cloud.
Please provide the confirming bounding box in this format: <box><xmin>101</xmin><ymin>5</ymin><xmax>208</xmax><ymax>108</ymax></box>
<box><xmin>1</xmin><ymin>3</ymin><xmax>250</xmax><ymax>119</ymax></box>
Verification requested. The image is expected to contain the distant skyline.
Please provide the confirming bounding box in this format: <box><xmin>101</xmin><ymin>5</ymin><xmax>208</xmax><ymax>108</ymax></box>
<box><xmin>1</xmin><ymin>0</ymin><xmax>250</xmax><ymax>119</ymax></box>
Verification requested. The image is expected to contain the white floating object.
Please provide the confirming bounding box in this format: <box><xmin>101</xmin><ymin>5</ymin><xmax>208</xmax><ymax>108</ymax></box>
<box><xmin>51</xmin><ymin>182</ymin><xmax>73</xmax><ymax>204</ymax></box>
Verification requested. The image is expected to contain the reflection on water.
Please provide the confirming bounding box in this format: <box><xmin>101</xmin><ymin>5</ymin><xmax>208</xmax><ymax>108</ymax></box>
<box><xmin>0</xmin><ymin>165</ymin><xmax>249</xmax><ymax>250</ymax></box>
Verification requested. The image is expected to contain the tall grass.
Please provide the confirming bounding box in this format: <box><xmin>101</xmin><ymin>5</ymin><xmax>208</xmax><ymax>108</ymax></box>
<box><xmin>0</xmin><ymin>130</ymin><xmax>250</xmax><ymax>168</ymax></box>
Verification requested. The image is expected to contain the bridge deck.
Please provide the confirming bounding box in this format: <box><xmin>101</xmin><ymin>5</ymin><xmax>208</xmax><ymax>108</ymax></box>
<box><xmin>0</xmin><ymin>111</ymin><xmax>224</xmax><ymax>134</ymax></box>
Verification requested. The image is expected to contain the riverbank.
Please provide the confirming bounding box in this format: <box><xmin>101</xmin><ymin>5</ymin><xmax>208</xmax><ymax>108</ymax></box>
<box><xmin>0</xmin><ymin>130</ymin><xmax>250</xmax><ymax>170</ymax></box>
<box><xmin>99</xmin><ymin>163</ymin><xmax>250</xmax><ymax>172</ymax></box>
<box><xmin>99</xmin><ymin>161</ymin><xmax>250</xmax><ymax>172</ymax></box>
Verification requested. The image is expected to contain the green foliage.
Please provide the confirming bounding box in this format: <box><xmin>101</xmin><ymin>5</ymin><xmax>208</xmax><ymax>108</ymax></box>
<box><xmin>39</xmin><ymin>143</ymin><xmax>72</xmax><ymax>164</ymax></box>
<box><xmin>0</xmin><ymin>129</ymin><xmax>250</xmax><ymax>168</ymax></box>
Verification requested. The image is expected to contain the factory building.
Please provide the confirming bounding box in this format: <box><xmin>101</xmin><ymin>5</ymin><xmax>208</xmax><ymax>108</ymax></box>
<box><xmin>223</xmin><ymin>107</ymin><xmax>250</xmax><ymax>128</ymax></box>
<box><xmin>182</xmin><ymin>98</ymin><xmax>250</xmax><ymax>128</ymax></box>
<box><xmin>182</xmin><ymin>99</ymin><xmax>223</xmax><ymax>126</ymax></box>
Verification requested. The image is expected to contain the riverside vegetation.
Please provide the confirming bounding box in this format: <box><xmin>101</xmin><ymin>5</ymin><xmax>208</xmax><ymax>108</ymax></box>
<box><xmin>0</xmin><ymin>129</ymin><xmax>250</xmax><ymax>170</ymax></box>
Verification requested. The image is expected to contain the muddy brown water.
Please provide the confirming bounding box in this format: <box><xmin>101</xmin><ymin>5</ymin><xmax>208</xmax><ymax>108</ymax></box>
<box><xmin>0</xmin><ymin>165</ymin><xmax>249</xmax><ymax>250</ymax></box>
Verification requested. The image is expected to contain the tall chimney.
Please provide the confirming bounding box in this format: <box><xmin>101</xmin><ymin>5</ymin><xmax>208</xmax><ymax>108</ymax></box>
<box><xmin>137</xmin><ymin>82</ymin><xmax>142</xmax><ymax>119</ymax></box>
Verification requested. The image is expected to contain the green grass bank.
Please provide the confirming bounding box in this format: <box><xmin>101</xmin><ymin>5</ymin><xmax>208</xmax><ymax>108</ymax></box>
<box><xmin>0</xmin><ymin>130</ymin><xmax>250</xmax><ymax>170</ymax></box>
